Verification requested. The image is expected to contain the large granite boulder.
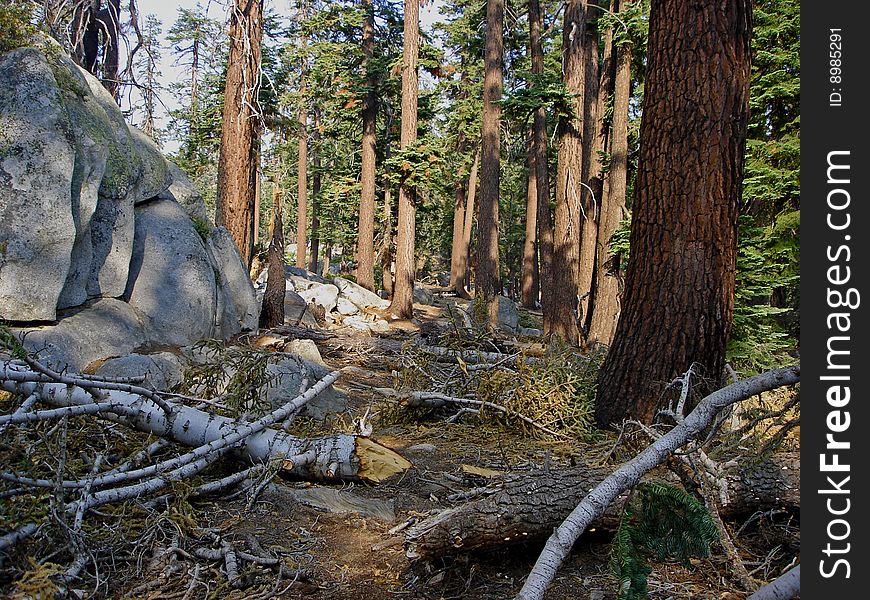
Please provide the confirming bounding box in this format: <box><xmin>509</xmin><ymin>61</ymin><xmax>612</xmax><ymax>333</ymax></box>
<box><xmin>18</xmin><ymin>298</ymin><xmax>149</xmax><ymax>372</ymax></box>
<box><xmin>0</xmin><ymin>48</ymin><xmax>77</xmax><ymax>321</ymax></box>
<box><xmin>124</xmin><ymin>198</ymin><xmax>217</xmax><ymax>346</ymax></box>
<box><xmin>1</xmin><ymin>44</ymin><xmax>260</xmax><ymax>370</ymax></box>
<box><xmin>206</xmin><ymin>226</ymin><xmax>259</xmax><ymax>339</ymax></box>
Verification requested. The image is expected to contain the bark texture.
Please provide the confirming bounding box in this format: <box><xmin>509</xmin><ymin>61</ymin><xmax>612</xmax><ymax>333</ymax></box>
<box><xmin>356</xmin><ymin>0</ymin><xmax>378</xmax><ymax>291</ymax></box>
<box><xmin>588</xmin><ymin>12</ymin><xmax>629</xmax><ymax>346</ymax></box>
<box><xmin>549</xmin><ymin>0</ymin><xmax>587</xmax><ymax>344</ymax></box>
<box><xmin>216</xmin><ymin>0</ymin><xmax>263</xmax><ymax>269</ymax></box>
<box><xmin>404</xmin><ymin>451</ymin><xmax>798</xmax><ymax>559</ymax></box>
<box><xmin>475</xmin><ymin>0</ymin><xmax>504</xmax><ymax>326</ymax></box>
<box><xmin>517</xmin><ymin>365</ymin><xmax>798</xmax><ymax>600</ymax></box>
<box><xmin>388</xmin><ymin>0</ymin><xmax>420</xmax><ymax>318</ymax></box>
<box><xmin>596</xmin><ymin>0</ymin><xmax>752</xmax><ymax>426</ymax></box>
<box><xmin>529</xmin><ymin>0</ymin><xmax>554</xmax><ymax>327</ymax></box>
<box><xmin>259</xmin><ymin>186</ymin><xmax>286</xmax><ymax>328</ymax></box>
<box><xmin>520</xmin><ymin>148</ymin><xmax>539</xmax><ymax>308</ymax></box>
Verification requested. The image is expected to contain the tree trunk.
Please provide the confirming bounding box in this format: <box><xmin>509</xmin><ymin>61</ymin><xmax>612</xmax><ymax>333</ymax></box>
<box><xmin>529</xmin><ymin>0</ymin><xmax>555</xmax><ymax>331</ymax></box>
<box><xmin>381</xmin><ymin>184</ymin><xmax>394</xmax><ymax>298</ymax></box>
<box><xmin>100</xmin><ymin>0</ymin><xmax>121</xmax><ymax>102</ymax></box>
<box><xmin>309</xmin><ymin>109</ymin><xmax>322</xmax><ymax>273</ymax></box>
<box><xmin>296</xmin><ymin>85</ymin><xmax>308</xmax><ymax>269</ymax></box>
<box><xmin>595</xmin><ymin>0</ymin><xmax>752</xmax><ymax>427</ymax></box>
<box><xmin>449</xmin><ymin>142</ymin><xmax>471</xmax><ymax>299</ymax></box>
<box><xmin>0</xmin><ymin>363</ymin><xmax>409</xmax><ymax>484</ymax></box>
<box><xmin>462</xmin><ymin>147</ymin><xmax>479</xmax><ymax>293</ymax></box>
<box><xmin>216</xmin><ymin>0</ymin><xmax>263</xmax><ymax>270</ymax></box>
<box><xmin>72</xmin><ymin>1</ymin><xmax>99</xmax><ymax>74</ymax></box>
<box><xmin>321</xmin><ymin>240</ymin><xmax>332</xmax><ymax>278</ymax></box>
<box><xmin>259</xmin><ymin>186</ymin><xmax>286</xmax><ymax>329</ymax></box>
<box><xmin>475</xmin><ymin>0</ymin><xmax>504</xmax><ymax>327</ymax></box>
<box><xmin>356</xmin><ymin>0</ymin><xmax>378</xmax><ymax>291</ymax></box>
<box><xmin>588</xmin><ymin>19</ymin><xmax>630</xmax><ymax>346</ymax></box>
<box><xmin>403</xmin><ymin>450</ymin><xmax>799</xmax><ymax>560</ymax></box>
<box><xmin>576</xmin><ymin>15</ymin><xmax>600</xmax><ymax>333</ymax></box>
<box><xmin>549</xmin><ymin>0</ymin><xmax>587</xmax><ymax>344</ymax></box>
<box><xmin>388</xmin><ymin>0</ymin><xmax>420</xmax><ymax>319</ymax></box>
<box><xmin>520</xmin><ymin>146</ymin><xmax>539</xmax><ymax>308</ymax></box>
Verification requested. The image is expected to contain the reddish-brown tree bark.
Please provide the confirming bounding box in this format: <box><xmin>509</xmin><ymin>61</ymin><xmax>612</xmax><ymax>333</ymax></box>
<box><xmin>356</xmin><ymin>0</ymin><xmax>378</xmax><ymax>291</ymax></box>
<box><xmin>529</xmin><ymin>0</ymin><xmax>555</xmax><ymax>330</ymax></box>
<box><xmin>596</xmin><ymin>0</ymin><xmax>752</xmax><ymax>426</ymax></box>
<box><xmin>259</xmin><ymin>186</ymin><xmax>286</xmax><ymax>328</ymax></box>
<box><xmin>449</xmin><ymin>137</ymin><xmax>474</xmax><ymax>299</ymax></box>
<box><xmin>216</xmin><ymin>0</ymin><xmax>263</xmax><ymax>270</ymax></box>
<box><xmin>475</xmin><ymin>0</ymin><xmax>504</xmax><ymax>326</ymax></box>
<box><xmin>576</xmin><ymin>12</ymin><xmax>600</xmax><ymax>333</ymax></box>
<box><xmin>549</xmin><ymin>0</ymin><xmax>588</xmax><ymax>344</ymax></box>
<box><xmin>520</xmin><ymin>147</ymin><xmax>539</xmax><ymax>308</ymax></box>
<box><xmin>388</xmin><ymin>0</ymin><xmax>420</xmax><ymax>318</ymax></box>
<box><xmin>588</xmin><ymin>12</ymin><xmax>630</xmax><ymax>346</ymax></box>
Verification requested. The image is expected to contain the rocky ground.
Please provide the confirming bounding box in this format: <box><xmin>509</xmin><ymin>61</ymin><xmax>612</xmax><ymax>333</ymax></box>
<box><xmin>0</xmin><ymin>285</ymin><xmax>799</xmax><ymax>600</ymax></box>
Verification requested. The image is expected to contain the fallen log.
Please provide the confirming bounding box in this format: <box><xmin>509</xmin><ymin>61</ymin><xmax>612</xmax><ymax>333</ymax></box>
<box><xmin>403</xmin><ymin>451</ymin><xmax>799</xmax><ymax>559</ymax></box>
<box><xmin>516</xmin><ymin>365</ymin><xmax>800</xmax><ymax>600</ymax></box>
<box><xmin>0</xmin><ymin>361</ymin><xmax>410</xmax><ymax>483</ymax></box>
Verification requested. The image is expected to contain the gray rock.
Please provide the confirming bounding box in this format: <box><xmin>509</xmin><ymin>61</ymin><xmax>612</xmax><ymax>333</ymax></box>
<box><xmin>469</xmin><ymin>295</ymin><xmax>519</xmax><ymax>332</ymax></box>
<box><xmin>436</xmin><ymin>272</ymin><xmax>451</xmax><ymax>287</ymax></box>
<box><xmin>413</xmin><ymin>286</ymin><xmax>436</xmax><ymax>305</ymax></box>
<box><xmin>264</xmin><ymin>356</ymin><xmax>347</xmax><ymax>420</ymax></box>
<box><xmin>342</xmin><ymin>314</ymin><xmax>390</xmax><ymax>333</ymax></box>
<box><xmin>125</xmin><ymin>198</ymin><xmax>216</xmax><ymax>346</ymax></box>
<box><xmin>334</xmin><ymin>277</ymin><xmax>390</xmax><ymax>311</ymax></box>
<box><xmin>206</xmin><ymin>226</ymin><xmax>258</xmax><ymax>339</ymax></box>
<box><xmin>283</xmin><ymin>290</ymin><xmax>318</xmax><ymax>327</ymax></box>
<box><xmin>286</xmin><ymin>265</ymin><xmax>328</xmax><ymax>284</ymax></box>
<box><xmin>283</xmin><ymin>339</ymin><xmax>324</xmax><ymax>365</ymax></box>
<box><xmin>158</xmin><ymin>161</ymin><xmax>211</xmax><ymax>225</ymax></box>
<box><xmin>335</xmin><ymin>296</ymin><xmax>360</xmax><ymax>316</ymax></box>
<box><xmin>15</xmin><ymin>298</ymin><xmax>149</xmax><ymax>372</ymax></box>
<box><xmin>95</xmin><ymin>352</ymin><xmax>185</xmax><ymax>391</ymax></box>
<box><xmin>128</xmin><ymin>126</ymin><xmax>171</xmax><ymax>204</ymax></box>
<box><xmin>0</xmin><ymin>48</ymin><xmax>76</xmax><ymax>321</ymax></box>
<box><xmin>298</xmin><ymin>282</ymin><xmax>339</xmax><ymax>314</ymax></box>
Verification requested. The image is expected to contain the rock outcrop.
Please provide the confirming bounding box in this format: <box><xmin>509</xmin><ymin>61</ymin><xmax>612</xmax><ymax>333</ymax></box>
<box><xmin>0</xmin><ymin>44</ymin><xmax>257</xmax><ymax>370</ymax></box>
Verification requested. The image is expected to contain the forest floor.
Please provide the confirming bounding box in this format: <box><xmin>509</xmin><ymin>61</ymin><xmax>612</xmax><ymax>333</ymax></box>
<box><xmin>1</xmin><ymin>286</ymin><xmax>800</xmax><ymax>600</ymax></box>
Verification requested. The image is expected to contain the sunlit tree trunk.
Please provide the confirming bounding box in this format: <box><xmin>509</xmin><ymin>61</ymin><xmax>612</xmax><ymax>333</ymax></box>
<box><xmin>529</xmin><ymin>0</ymin><xmax>555</xmax><ymax>331</ymax></box>
<box><xmin>589</xmin><ymin>5</ymin><xmax>630</xmax><ymax>346</ymax></box>
<box><xmin>216</xmin><ymin>0</ymin><xmax>263</xmax><ymax>270</ymax></box>
<box><xmin>550</xmin><ymin>0</ymin><xmax>588</xmax><ymax>344</ymax></box>
<box><xmin>356</xmin><ymin>0</ymin><xmax>378</xmax><ymax>290</ymax></box>
<box><xmin>577</xmin><ymin>14</ymin><xmax>600</xmax><ymax>333</ymax></box>
<box><xmin>389</xmin><ymin>0</ymin><xmax>420</xmax><ymax>318</ymax></box>
<box><xmin>520</xmin><ymin>146</ymin><xmax>539</xmax><ymax>308</ymax></box>
<box><xmin>596</xmin><ymin>0</ymin><xmax>751</xmax><ymax>426</ymax></box>
<box><xmin>309</xmin><ymin>109</ymin><xmax>322</xmax><ymax>274</ymax></box>
<box><xmin>475</xmin><ymin>0</ymin><xmax>504</xmax><ymax>326</ymax></box>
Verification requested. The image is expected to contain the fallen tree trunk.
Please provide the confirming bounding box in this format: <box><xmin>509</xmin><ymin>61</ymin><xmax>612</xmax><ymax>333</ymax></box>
<box><xmin>514</xmin><ymin>365</ymin><xmax>800</xmax><ymax>600</ymax></box>
<box><xmin>403</xmin><ymin>451</ymin><xmax>799</xmax><ymax>559</ymax></box>
<box><xmin>0</xmin><ymin>361</ymin><xmax>410</xmax><ymax>483</ymax></box>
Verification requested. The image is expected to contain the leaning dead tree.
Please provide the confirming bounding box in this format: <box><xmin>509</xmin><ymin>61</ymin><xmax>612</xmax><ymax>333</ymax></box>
<box><xmin>513</xmin><ymin>364</ymin><xmax>800</xmax><ymax>600</ymax></box>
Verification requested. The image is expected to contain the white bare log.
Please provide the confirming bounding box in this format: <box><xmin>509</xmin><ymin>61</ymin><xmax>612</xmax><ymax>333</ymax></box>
<box><xmin>746</xmin><ymin>565</ymin><xmax>800</xmax><ymax>600</ymax></box>
<box><xmin>0</xmin><ymin>401</ymin><xmax>138</xmax><ymax>425</ymax></box>
<box><xmin>1</xmin><ymin>361</ymin><xmax>401</xmax><ymax>482</ymax></box>
<box><xmin>0</xmin><ymin>523</ymin><xmax>39</xmax><ymax>551</ymax></box>
<box><xmin>514</xmin><ymin>365</ymin><xmax>800</xmax><ymax>600</ymax></box>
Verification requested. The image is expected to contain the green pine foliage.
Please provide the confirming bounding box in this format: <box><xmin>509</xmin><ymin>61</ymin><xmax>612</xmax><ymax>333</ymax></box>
<box><xmin>728</xmin><ymin>0</ymin><xmax>799</xmax><ymax>374</ymax></box>
<box><xmin>611</xmin><ymin>481</ymin><xmax>718</xmax><ymax>600</ymax></box>
<box><xmin>0</xmin><ymin>1</ymin><xmax>36</xmax><ymax>53</ymax></box>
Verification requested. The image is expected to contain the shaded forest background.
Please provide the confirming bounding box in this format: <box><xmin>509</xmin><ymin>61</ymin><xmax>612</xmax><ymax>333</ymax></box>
<box><xmin>1</xmin><ymin>0</ymin><xmax>799</xmax><ymax>376</ymax></box>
